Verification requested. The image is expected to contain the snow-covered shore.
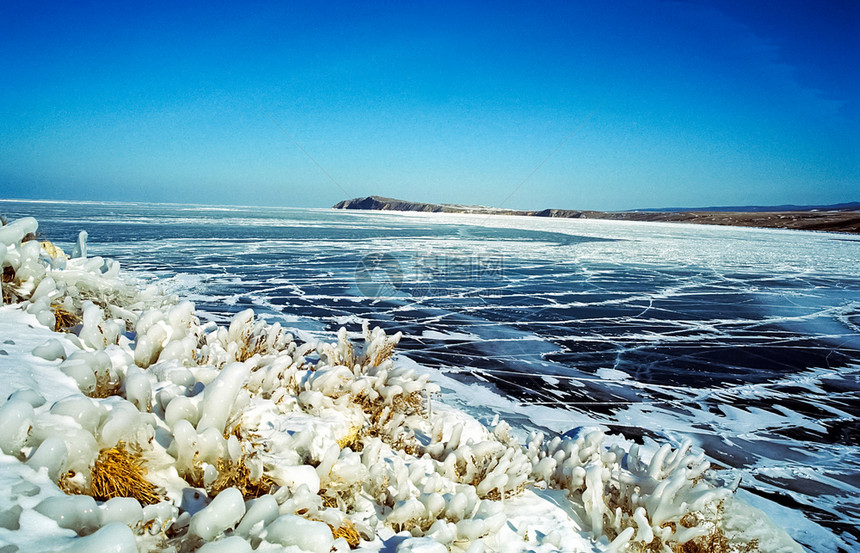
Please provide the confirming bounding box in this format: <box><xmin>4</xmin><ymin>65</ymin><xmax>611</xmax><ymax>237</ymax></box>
<box><xmin>0</xmin><ymin>215</ymin><xmax>801</xmax><ymax>552</ymax></box>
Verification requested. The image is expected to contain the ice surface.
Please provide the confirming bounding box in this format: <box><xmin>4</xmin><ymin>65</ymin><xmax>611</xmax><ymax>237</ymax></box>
<box><xmin>124</xmin><ymin>365</ymin><xmax>152</xmax><ymax>412</ymax></box>
<box><xmin>0</xmin><ymin>204</ymin><xmax>849</xmax><ymax>552</ymax></box>
<box><xmin>164</xmin><ymin>395</ymin><xmax>199</xmax><ymax>428</ymax></box>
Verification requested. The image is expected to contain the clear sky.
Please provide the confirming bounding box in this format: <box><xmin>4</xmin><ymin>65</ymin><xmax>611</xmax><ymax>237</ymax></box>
<box><xmin>1</xmin><ymin>0</ymin><xmax>857</xmax><ymax>210</ymax></box>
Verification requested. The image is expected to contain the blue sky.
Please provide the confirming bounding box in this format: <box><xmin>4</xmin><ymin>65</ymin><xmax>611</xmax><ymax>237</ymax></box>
<box><xmin>1</xmin><ymin>1</ymin><xmax>857</xmax><ymax>210</ymax></box>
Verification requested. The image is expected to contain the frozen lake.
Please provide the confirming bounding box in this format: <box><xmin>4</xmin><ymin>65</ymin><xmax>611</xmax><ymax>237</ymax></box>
<box><xmin>4</xmin><ymin>200</ymin><xmax>859</xmax><ymax>551</ymax></box>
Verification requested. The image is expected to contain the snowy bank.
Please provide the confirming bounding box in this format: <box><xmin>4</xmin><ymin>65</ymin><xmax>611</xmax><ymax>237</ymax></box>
<box><xmin>0</xmin><ymin>215</ymin><xmax>802</xmax><ymax>552</ymax></box>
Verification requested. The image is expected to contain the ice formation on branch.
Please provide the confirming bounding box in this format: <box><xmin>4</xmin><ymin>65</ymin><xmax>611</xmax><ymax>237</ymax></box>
<box><xmin>0</xmin><ymin>216</ymin><xmax>800</xmax><ymax>553</ymax></box>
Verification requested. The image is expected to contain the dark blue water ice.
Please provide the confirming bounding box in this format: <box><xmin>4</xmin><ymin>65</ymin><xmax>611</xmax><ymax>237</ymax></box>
<box><xmin>3</xmin><ymin>200</ymin><xmax>858</xmax><ymax>551</ymax></box>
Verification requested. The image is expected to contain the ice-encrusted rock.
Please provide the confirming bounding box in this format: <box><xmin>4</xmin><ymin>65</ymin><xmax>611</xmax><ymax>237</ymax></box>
<box><xmin>188</xmin><ymin>487</ymin><xmax>246</xmax><ymax>541</ymax></box>
<box><xmin>124</xmin><ymin>365</ymin><xmax>152</xmax><ymax>412</ymax></box>
<box><xmin>196</xmin><ymin>362</ymin><xmax>250</xmax><ymax>434</ymax></box>
<box><xmin>0</xmin><ymin>217</ymin><xmax>38</xmax><ymax>246</ymax></box>
<box><xmin>63</xmin><ymin>522</ymin><xmax>138</xmax><ymax>553</ymax></box>
<box><xmin>264</xmin><ymin>515</ymin><xmax>334</xmax><ymax>553</ymax></box>
<box><xmin>50</xmin><ymin>395</ymin><xmax>103</xmax><ymax>434</ymax></box>
<box><xmin>72</xmin><ymin>230</ymin><xmax>88</xmax><ymax>259</ymax></box>
<box><xmin>97</xmin><ymin>401</ymin><xmax>144</xmax><ymax>448</ymax></box>
<box><xmin>8</xmin><ymin>387</ymin><xmax>46</xmax><ymax>407</ymax></box>
<box><xmin>235</xmin><ymin>494</ymin><xmax>279</xmax><ymax>537</ymax></box>
<box><xmin>164</xmin><ymin>395</ymin><xmax>199</xmax><ymax>429</ymax></box>
<box><xmin>197</xmin><ymin>536</ymin><xmax>253</xmax><ymax>553</ymax></box>
<box><xmin>0</xmin><ymin>399</ymin><xmax>35</xmax><ymax>455</ymax></box>
<box><xmin>34</xmin><ymin>495</ymin><xmax>101</xmax><ymax>535</ymax></box>
<box><xmin>397</xmin><ymin>537</ymin><xmax>449</xmax><ymax>553</ymax></box>
<box><xmin>32</xmin><ymin>338</ymin><xmax>66</xmax><ymax>361</ymax></box>
<box><xmin>26</xmin><ymin>436</ymin><xmax>68</xmax><ymax>481</ymax></box>
<box><xmin>99</xmin><ymin>497</ymin><xmax>143</xmax><ymax>527</ymax></box>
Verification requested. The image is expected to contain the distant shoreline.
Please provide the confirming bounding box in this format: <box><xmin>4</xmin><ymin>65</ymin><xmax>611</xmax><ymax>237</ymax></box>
<box><xmin>334</xmin><ymin>196</ymin><xmax>860</xmax><ymax>235</ymax></box>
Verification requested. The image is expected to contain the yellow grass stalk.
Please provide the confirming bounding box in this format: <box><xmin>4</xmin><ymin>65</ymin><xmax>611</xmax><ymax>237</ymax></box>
<box><xmin>207</xmin><ymin>457</ymin><xmax>275</xmax><ymax>499</ymax></box>
<box><xmin>52</xmin><ymin>304</ymin><xmax>79</xmax><ymax>332</ymax></box>
<box><xmin>331</xmin><ymin>518</ymin><xmax>361</xmax><ymax>548</ymax></box>
<box><xmin>88</xmin><ymin>442</ymin><xmax>162</xmax><ymax>505</ymax></box>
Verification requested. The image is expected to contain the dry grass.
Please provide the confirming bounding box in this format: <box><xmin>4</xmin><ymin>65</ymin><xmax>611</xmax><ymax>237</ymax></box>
<box><xmin>235</xmin><ymin>324</ymin><xmax>289</xmax><ymax>363</ymax></box>
<box><xmin>58</xmin><ymin>470</ymin><xmax>85</xmax><ymax>495</ymax></box>
<box><xmin>337</xmin><ymin>425</ymin><xmax>364</xmax><ymax>452</ymax></box>
<box><xmin>83</xmin><ymin>442</ymin><xmax>163</xmax><ymax>504</ymax></box>
<box><xmin>482</xmin><ymin>482</ymin><xmax>527</xmax><ymax>502</ymax></box>
<box><xmin>670</xmin><ymin>533</ymin><xmax>759</xmax><ymax>553</ymax></box>
<box><xmin>680</xmin><ymin>512</ymin><xmax>700</xmax><ymax>528</ymax></box>
<box><xmin>348</xmin><ymin>389</ymin><xmax>425</xmax><ymax>456</ymax></box>
<box><xmin>185</xmin><ymin>448</ymin><xmax>276</xmax><ymax>500</ymax></box>
<box><xmin>40</xmin><ymin>240</ymin><xmax>68</xmax><ymax>259</ymax></box>
<box><xmin>354</xmin><ymin>390</ymin><xmax>424</xmax><ymax>420</ymax></box>
<box><xmin>309</xmin><ymin>516</ymin><xmax>362</xmax><ymax>549</ymax></box>
<box><xmin>181</xmin><ymin>426</ymin><xmax>277</xmax><ymax>499</ymax></box>
<box><xmin>367</xmin><ymin>342</ymin><xmax>396</xmax><ymax>367</ymax></box>
<box><xmin>351</xmin><ymin>392</ymin><xmax>380</xmax><ymax>421</ymax></box>
<box><xmin>209</xmin><ymin>456</ymin><xmax>276</xmax><ymax>498</ymax></box>
<box><xmin>629</xmin><ymin>502</ymin><xmax>759</xmax><ymax>553</ymax></box>
<box><xmin>397</xmin><ymin>390</ymin><xmax>425</xmax><ymax>415</ymax></box>
<box><xmin>88</xmin><ymin>369</ymin><xmax>121</xmax><ymax>399</ymax></box>
<box><xmin>2</xmin><ymin>266</ymin><xmax>19</xmax><ymax>304</ymax></box>
<box><xmin>387</xmin><ymin>516</ymin><xmax>433</xmax><ymax>535</ymax></box>
<box><xmin>237</xmin><ymin>332</ymin><xmax>267</xmax><ymax>362</ymax></box>
<box><xmin>319</xmin><ymin>490</ymin><xmax>339</xmax><ymax>509</ymax></box>
<box><xmin>332</xmin><ymin>518</ymin><xmax>361</xmax><ymax>548</ymax></box>
<box><xmin>392</xmin><ymin>436</ymin><xmax>422</xmax><ymax>457</ymax></box>
<box><xmin>318</xmin><ymin>481</ymin><xmax>364</xmax><ymax>512</ymax></box>
<box><xmin>52</xmin><ymin>304</ymin><xmax>79</xmax><ymax>332</ymax></box>
<box><xmin>338</xmin><ymin>341</ymin><xmax>356</xmax><ymax>368</ymax></box>
<box><xmin>461</xmin><ymin>453</ymin><xmax>527</xmax><ymax>500</ymax></box>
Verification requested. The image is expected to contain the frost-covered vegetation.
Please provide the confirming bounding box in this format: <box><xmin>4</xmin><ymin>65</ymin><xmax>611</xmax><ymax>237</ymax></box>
<box><xmin>0</xmin><ymin>216</ymin><xmax>801</xmax><ymax>552</ymax></box>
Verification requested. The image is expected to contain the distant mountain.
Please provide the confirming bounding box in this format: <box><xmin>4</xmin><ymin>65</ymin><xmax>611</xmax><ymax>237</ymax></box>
<box><xmin>333</xmin><ymin>196</ymin><xmax>466</xmax><ymax>213</ymax></box>
<box><xmin>334</xmin><ymin>196</ymin><xmax>860</xmax><ymax>234</ymax></box>
<box><xmin>639</xmin><ymin>202</ymin><xmax>860</xmax><ymax>213</ymax></box>
<box><xmin>332</xmin><ymin>196</ymin><xmax>533</xmax><ymax>215</ymax></box>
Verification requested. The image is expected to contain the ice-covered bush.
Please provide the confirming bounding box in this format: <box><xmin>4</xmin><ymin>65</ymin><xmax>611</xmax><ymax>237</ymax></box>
<box><xmin>525</xmin><ymin>429</ymin><xmax>736</xmax><ymax>551</ymax></box>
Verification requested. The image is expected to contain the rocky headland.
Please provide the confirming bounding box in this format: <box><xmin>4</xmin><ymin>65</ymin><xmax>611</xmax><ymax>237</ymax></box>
<box><xmin>334</xmin><ymin>196</ymin><xmax>860</xmax><ymax>234</ymax></box>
